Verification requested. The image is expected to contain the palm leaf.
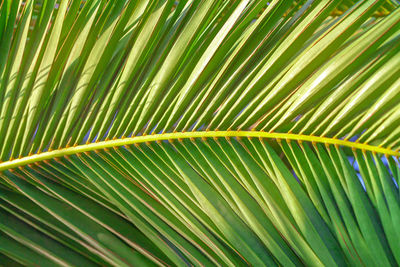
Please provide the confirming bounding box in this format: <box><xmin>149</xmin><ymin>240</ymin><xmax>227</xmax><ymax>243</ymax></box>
<box><xmin>1</xmin><ymin>0</ymin><xmax>400</xmax><ymax>265</ymax></box>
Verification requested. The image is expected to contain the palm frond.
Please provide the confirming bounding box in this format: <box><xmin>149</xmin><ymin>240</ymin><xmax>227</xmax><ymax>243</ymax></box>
<box><xmin>1</xmin><ymin>0</ymin><xmax>400</xmax><ymax>266</ymax></box>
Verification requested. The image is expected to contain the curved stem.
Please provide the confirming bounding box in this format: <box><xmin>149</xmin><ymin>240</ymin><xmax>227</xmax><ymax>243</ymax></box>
<box><xmin>1</xmin><ymin>131</ymin><xmax>398</xmax><ymax>171</ymax></box>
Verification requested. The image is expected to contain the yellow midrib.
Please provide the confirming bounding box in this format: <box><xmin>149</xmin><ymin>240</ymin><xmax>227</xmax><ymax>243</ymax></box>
<box><xmin>0</xmin><ymin>131</ymin><xmax>398</xmax><ymax>171</ymax></box>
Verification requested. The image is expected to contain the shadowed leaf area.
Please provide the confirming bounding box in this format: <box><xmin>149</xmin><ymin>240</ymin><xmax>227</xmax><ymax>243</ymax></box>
<box><xmin>1</xmin><ymin>0</ymin><xmax>400</xmax><ymax>266</ymax></box>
